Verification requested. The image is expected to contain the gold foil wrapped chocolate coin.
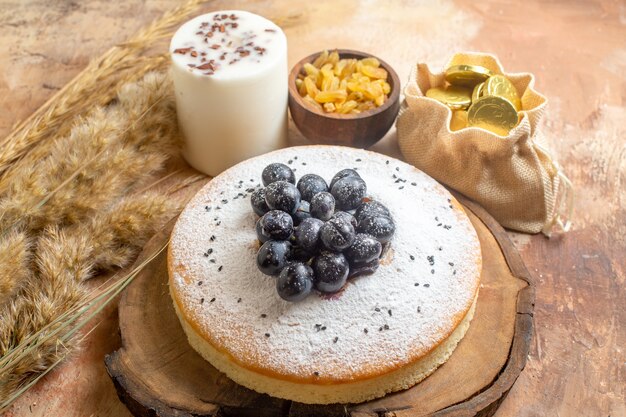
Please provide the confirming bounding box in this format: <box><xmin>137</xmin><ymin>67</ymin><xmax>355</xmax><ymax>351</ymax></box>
<box><xmin>468</xmin><ymin>95</ymin><xmax>518</xmax><ymax>136</ymax></box>
<box><xmin>485</xmin><ymin>75</ymin><xmax>521</xmax><ymax>111</ymax></box>
<box><xmin>450</xmin><ymin>110</ymin><xmax>468</xmax><ymax>131</ymax></box>
<box><xmin>445</xmin><ymin>65</ymin><xmax>493</xmax><ymax>87</ymax></box>
<box><xmin>472</xmin><ymin>82</ymin><xmax>485</xmax><ymax>102</ymax></box>
<box><xmin>425</xmin><ymin>86</ymin><xmax>472</xmax><ymax>110</ymax></box>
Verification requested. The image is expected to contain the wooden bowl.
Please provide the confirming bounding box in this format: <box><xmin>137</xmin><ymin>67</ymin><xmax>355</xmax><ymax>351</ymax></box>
<box><xmin>288</xmin><ymin>49</ymin><xmax>401</xmax><ymax>148</ymax></box>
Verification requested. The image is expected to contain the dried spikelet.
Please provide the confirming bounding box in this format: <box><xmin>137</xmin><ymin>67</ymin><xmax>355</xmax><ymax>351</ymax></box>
<box><xmin>84</xmin><ymin>191</ymin><xmax>180</xmax><ymax>270</ymax></box>
<box><xmin>0</xmin><ymin>232</ymin><xmax>31</xmax><ymax>307</ymax></box>
<box><xmin>0</xmin><ymin>0</ymin><xmax>211</xmax><ymax>408</ymax></box>
<box><xmin>0</xmin><ymin>229</ymin><xmax>87</xmax><ymax>401</ymax></box>
<box><xmin>0</xmin><ymin>111</ymin><xmax>125</xmax><ymax>231</ymax></box>
<box><xmin>0</xmin><ymin>72</ymin><xmax>178</xmax><ymax>233</ymax></box>
<box><xmin>0</xmin><ymin>190</ymin><xmax>178</xmax><ymax>402</ymax></box>
<box><xmin>0</xmin><ymin>0</ymin><xmax>205</xmax><ymax>182</ymax></box>
<box><xmin>115</xmin><ymin>72</ymin><xmax>183</xmax><ymax>156</ymax></box>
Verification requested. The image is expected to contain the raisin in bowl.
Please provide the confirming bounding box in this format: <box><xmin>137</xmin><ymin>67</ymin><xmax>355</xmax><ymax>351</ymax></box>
<box><xmin>288</xmin><ymin>50</ymin><xmax>401</xmax><ymax>148</ymax></box>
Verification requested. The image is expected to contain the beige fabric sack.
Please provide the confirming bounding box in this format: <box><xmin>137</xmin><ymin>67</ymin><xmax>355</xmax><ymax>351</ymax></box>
<box><xmin>397</xmin><ymin>52</ymin><xmax>572</xmax><ymax>236</ymax></box>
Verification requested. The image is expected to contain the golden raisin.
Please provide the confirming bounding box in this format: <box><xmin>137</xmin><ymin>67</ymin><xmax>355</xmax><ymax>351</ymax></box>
<box><xmin>297</xmin><ymin>49</ymin><xmax>391</xmax><ymax>114</ymax></box>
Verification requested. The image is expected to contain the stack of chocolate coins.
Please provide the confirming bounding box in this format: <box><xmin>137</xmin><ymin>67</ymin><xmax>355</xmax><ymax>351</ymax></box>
<box><xmin>425</xmin><ymin>64</ymin><xmax>522</xmax><ymax>136</ymax></box>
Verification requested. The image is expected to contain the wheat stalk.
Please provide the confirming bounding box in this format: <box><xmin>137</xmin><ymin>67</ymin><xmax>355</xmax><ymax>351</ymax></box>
<box><xmin>0</xmin><ymin>0</ymin><xmax>206</xmax><ymax>186</ymax></box>
<box><xmin>0</xmin><ymin>232</ymin><xmax>31</xmax><ymax>307</ymax></box>
<box><xmin>0</xmin><ymin>239</ymin><xmax>168</xmax><ymax>412</ymax></box>
<box><xmin>0</xmin><ymin>0</ymin><xmax>214</xmax><ymax>408</ymax></box>
<box><xmin>0</xmin><ymin>72</ymin><xmax>178</xmax><ymax>235</ymax></box>
<box><xmin>0</xmin><ymin>71</ymin><xmax>183</xmax><ymax>406</ymax></box>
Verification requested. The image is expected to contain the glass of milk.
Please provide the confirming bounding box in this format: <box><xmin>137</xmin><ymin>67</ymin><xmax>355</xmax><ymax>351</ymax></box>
<box><xmin>170</xmin><ymin>11</ymin><xmax>288</xmax><ymax>177</ymax></box>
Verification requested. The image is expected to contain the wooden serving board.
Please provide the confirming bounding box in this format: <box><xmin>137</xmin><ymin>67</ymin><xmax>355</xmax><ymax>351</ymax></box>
<box><xmin>105</xmin><ymin>193</ymin><xmax>534</xmax><ymax>417</ymax></box>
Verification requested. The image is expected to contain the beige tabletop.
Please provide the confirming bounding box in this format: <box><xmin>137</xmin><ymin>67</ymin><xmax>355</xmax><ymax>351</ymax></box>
<box><xmin>0</xmin><ymin>1</ymin><xmax>624</xmax><ymax>416</ymax></box>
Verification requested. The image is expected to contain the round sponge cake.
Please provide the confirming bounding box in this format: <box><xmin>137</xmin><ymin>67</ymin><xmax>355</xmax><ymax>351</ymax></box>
<box><xmin>168</xmin><ymin>146</ymin><xmax>481</xmax><ymax>404</ymax></box>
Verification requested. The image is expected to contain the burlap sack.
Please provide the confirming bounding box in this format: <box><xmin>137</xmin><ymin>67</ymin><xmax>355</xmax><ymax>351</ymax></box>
<box><xmin>397</xmin><ymin>52</ymin><xmax>572</xmax><ymax>236</ymax></box>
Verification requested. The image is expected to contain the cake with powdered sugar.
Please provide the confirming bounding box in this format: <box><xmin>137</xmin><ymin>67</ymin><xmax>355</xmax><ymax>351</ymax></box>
<box><xmin>168</xmin><ymin>145</ymin><xmax>481</xmax><ymax>404</ymax></box>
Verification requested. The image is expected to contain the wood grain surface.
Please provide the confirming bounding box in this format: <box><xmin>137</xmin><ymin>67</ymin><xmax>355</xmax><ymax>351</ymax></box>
<box><xmin>1</xmin><ymin>1</ymin><xmax>624</xmax><ymax>416</ymax></box>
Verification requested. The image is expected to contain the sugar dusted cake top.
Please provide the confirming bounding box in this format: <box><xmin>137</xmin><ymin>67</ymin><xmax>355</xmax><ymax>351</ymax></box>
<box><xmin>168</xmin><ymin>146</ymin><xmax>481</xmax><ymax>383</ymax></box>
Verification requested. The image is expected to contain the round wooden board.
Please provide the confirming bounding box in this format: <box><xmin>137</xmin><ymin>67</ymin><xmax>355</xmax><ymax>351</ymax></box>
<box><xmin>105</xmin><ymin>193</ymin><xmax>534</xmax><ymax>417</ymax></box>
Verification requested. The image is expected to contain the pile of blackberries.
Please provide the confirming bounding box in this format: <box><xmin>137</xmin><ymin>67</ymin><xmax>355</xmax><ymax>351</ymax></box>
<box><xmin>251</xmin><ymin>163</ymin><xmax>395</xmax><ymax>302</ymax></box>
